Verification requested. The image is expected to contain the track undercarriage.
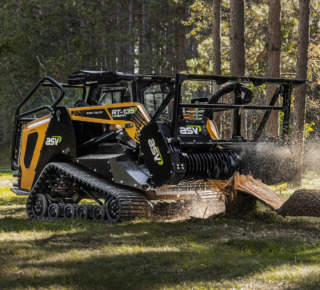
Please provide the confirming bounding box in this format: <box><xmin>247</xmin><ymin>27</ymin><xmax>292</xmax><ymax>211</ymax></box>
<box><xmin>27</xmin><ymin>162</ymin><xmax>151</xmax><ymax>222</ymax></box>
<box><xmin>27</xmin><ymin>162</ymin><xmax>320</xmax><ymax>222</ymax></box>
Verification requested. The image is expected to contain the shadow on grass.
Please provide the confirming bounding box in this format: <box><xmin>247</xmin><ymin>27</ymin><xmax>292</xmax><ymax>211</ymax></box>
<box><xmin>0</xmin><ymin>197</ymin><xmax>27</xmax><ymax>206</ymax></box>
<box><xmin>290</xmin><ymin>275</ymin><xmax>320</xmax><ymax>290</ymax></box>
<box><xmin>0</xmin><ymin>207</ymin><xmax>26</xmax><ymax>217</ymax></box>
<box><xmin>0</xmin><ymin>236</ymin><xmax>319</xmax><ymax>289</ymax></box>
<box><xmin>0</xmin><ymin>214</ymin><xmax>320</xmax><ymax>289</ymax></box>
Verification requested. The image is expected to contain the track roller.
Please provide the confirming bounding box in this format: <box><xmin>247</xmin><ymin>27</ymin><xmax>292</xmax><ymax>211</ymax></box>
<box><xmin>48</xmin><ymin>203</ymin><xmax>63</xmax><ymax>219</ymax></box>
<box><xmin>92</xmin><ymin>205</ymin><xmax>106</xmax><ymax>221</ymax></box>
<box><xmin>77</xmin><ymin>204</ymin><xmax>93</xmax><ymax>219</ymax></box>
<box><xmin>64</xmin><ymin>204</ymin><xmax>77</xmax><ymax>219</ymax></box>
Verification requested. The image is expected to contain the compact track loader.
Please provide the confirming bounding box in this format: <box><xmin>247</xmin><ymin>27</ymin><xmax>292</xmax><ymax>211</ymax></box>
<box><xmin>11</xmin><ymin>71</ymin><xmax>319</xmax><ymax>222</ymax></box>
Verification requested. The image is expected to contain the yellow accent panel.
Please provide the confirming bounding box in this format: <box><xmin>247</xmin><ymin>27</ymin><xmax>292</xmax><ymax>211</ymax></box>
<box><xmin>68</xmin><ymin>103</ymin><xmax>150</xmax><ymax>143</ymax></box>
<box><xmin>183</xmin><ymin>108</ymin><xmax>196</xmax><ymax>120</ymax></box>
<box><xmin>136</xmin><ymin>104</ymin><xmax>150</xmax><ymax>122</ymax></box>
<box><xmin>20</xmin><ymin>117</ymin><xmax>51</xmax><ymax>190</ymax></box>
<box><xmin>206</xmin><ymin>119</ymin><xmax>220</xmax><ymax>140</ymax></box>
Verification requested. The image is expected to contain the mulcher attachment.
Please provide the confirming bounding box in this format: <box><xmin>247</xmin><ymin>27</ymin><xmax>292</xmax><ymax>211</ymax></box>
<box><xmin>26</xmin><ymin>162</ymin><xmax>151</xmax><ymax>222</ymax></box>
<box><xmin>140</xmin><ymin>121</ymin><xmax>242</xmax><ymax>187</ymax></box>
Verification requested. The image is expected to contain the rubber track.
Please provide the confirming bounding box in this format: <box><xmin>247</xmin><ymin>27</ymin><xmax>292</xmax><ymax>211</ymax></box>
<box><xmin>26</xmin><ymin>162</ymin><xmax>150</xmax><ymax>221</ymax></box>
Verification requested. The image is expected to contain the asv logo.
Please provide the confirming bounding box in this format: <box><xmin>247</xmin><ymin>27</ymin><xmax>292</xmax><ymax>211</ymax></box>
<box><xmin>148</xmin><ymin>138</ymin><xmax>163</xmax><ymax>165</ymax></box>
<box><xmin>45</xmin><ymin>136</ymin><xmax>62</xmax><ymax>146</ymax></box>
<box><xmin>179</xmin><ymin>125</ymin><xmax>202</xmax><ymax>135</ymax></box>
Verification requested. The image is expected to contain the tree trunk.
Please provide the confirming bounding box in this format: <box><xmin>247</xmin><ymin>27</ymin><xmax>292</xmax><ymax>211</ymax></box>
<box><xmin>174</xmin><ymin>3</ymin><xmax>186</xmax><ymax>72</ymax></box>
<box><xmin>227</xmin><ymin>0</ymin><xmax>256</xmax><ymax>213</ymax></box>
<box><xmin>292</xmin><ymin>0</ymin><xmax>310</xmax><ymax>185</ymax></box>
<box><xmin>212</xmin><ymin>0</ymin><xmax>222</xmax><ymax>135</ymax></box>
<box><xmin>230</xmin><ymin>0</ymin><xmax>245</xmax><ymax>76</ymax></box>
<box><xmin>230</xmin><ymin>0</ymin><xmax>247</xmax><ymax>138</ymax></box>
<box><xmin>166</xmin><ymin>4</ymin><xmax>174</xmax><ymax>75</ymax></box>
<box><xmin>266</xmin><ymin>0</ymin><xmax>281</xmax><ymax>137</ymax></box>
<box><xmin>139</xmin><ymin>1</ymin><xmax>147</xmax><ymax>74</ymax></box>
<box><xmin>116</xmin><ymin>2</ymin><xmax>123</xmax><ymax>71</ymax></box>
<box><xmin>128</xmin><ymin>0</ymin><xmax>135</xmax><ymax>73</ymax></box>
<box><xmin>179</xmin><ymin>3</ymin><xmax>186</xmax><ymax>71</ymax></box>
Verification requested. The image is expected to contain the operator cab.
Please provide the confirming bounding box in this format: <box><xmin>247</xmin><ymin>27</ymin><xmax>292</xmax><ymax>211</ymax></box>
<box><xmin>88</xmin><ymin>82</ymin><xmax>133</xmax><ymax>106</ymax></box>
<box><xmin>141</xmin><ymin>82</ymin><xmax>172</xmax><ymax>118</ymax></box>
<box><xmin>67</xmin><ymin>70</ymin><xmax>175</xmax><ymax>119</ymax></box>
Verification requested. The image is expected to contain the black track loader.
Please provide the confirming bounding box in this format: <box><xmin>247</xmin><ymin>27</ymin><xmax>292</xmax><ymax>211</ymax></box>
<box><xmin>11</xmin><ymin>71</ymin><xmax>319</xmax><ymax>221</ymax></box>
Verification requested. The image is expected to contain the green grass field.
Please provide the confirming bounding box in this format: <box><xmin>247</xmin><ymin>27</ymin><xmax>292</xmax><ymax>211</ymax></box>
<box><xmin>1</xmin><ymin>172</ymin><xmax>320</xmax><ymax>289</ymax></box>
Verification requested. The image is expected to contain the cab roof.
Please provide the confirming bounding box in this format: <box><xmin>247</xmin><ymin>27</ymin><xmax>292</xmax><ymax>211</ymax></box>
<box><xmin>68</xmin><ymin>70</ymin><xmax>175</xmax><ymax>86</ymax></box>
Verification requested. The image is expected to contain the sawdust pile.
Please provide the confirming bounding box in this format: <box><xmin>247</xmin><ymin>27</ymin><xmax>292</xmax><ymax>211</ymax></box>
<box><xmin>186</xmin><ymin>199</ymin><xmax>225</xmax><ymax>218</ymax></box>
<box><xmin>151</xmin><ymin>198</ymin><xmax>225</xmax><ymax>220</ymax></box>
<box><xmin>278</xmin><ymin>189</ymin><xmax>320</xmax><ymax>217</ymax></box>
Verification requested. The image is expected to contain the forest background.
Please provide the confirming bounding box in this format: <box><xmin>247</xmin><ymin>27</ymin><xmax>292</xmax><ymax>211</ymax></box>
<box><xmin>0</xmin><ymin>0</ymin><xmax>319</xmax><ymax>168</ymax></box>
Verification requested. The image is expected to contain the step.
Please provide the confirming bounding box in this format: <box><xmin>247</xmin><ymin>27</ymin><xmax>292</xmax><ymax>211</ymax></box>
<box><xmin>11</xmin><ymin>187</ymin><xmax>29</xmax><ymax>196</ymax></box>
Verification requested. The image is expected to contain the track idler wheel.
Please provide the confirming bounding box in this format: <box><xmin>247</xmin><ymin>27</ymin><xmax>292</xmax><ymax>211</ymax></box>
<box><xmin>64</xmin><ymin>204</ymin><xmax>76</xmax><ymax>219</ymax></box>
<box><xmin>48</xmin><ymin>203</ymin><xmax>63</xmax><ymax>219</ymax></box>
<box><xmin>92</xmin><ymin>205</ymin><xmax>106</xmax><ymax>221</ymax></box>
<box><xmin>32</xmin><ymin>194</ymin><xmax>48</xmax><ymax>217</ymax></box>
<box><xmin>106</xmin><ymin>197</ymin><xmax>121</xmax><ymax>222</ymax></box>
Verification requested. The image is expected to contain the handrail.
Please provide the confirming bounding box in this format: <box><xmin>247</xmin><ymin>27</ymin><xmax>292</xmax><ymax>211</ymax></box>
<box><xmin>11</xmin><ymin>76</ymin><xmax>65</xmax><ymax>170</ymax></box>
<box><xmin>179</xmin><ymin>103</ymin><xmax>285</xmax><ymax>110</ymax></box>
<box><xmin>16</xmin><ymin>105</ymin><xmax>54</xmax><ymax>119</ymax></box>
<box><xmin>177</xmin><ymin>73</ymin><xmax>305</xmax><ymax>86</ymax></box>
<box><xmin>15</xmin><ymin>76</ymin><xmax>65</xmax><ymax>118</ymax></box>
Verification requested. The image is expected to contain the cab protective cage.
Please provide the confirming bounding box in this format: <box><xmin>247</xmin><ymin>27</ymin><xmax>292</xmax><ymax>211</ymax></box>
<box><xmin>150</xmin><ymin>73</ymin><xmax>305</xmax><ymax>144</ymax></box>
<box><xmin>11</xmin><ymin>71</ymin><xmax>175</xmax><ymax>170</ymax></box>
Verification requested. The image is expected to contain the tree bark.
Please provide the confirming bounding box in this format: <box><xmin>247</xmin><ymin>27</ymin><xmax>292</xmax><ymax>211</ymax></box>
<box><xmin>230</xmin><ymin>0</ymin><xmax>246</xmax><ymax>138</ymax></box>
<box><xmin>166</xmin><ymin>3</ymin><xmax>174</xmax><ymax>75</ymax></box>
<box><xmin>128</xmin><ymin>0</ymin><xmax>135</xmax><ymax>73</ymax></box>
<box><xmin>292</xmin><ymin>0</ymin><xmax>310</xmax><ymax>184</ymax></box>
<box><xmin>212</xmin><ymin>0</ymin><xmax>222</xmax><ymax>135</ymax></box>
<box><xmin>116</xmin><ymin>2</ymin><xmax>123</xmax><ymax>71</ymax></box>
<box><xmin>230</xmin><ymin>0</ymin><xmax>245</xmax><ymax>76</ymax></box>
<box><xmin>266</xmin><ymin>0</ymin><xmax>281</xmax><ymax>137</ymax></box>
<box><xmin>174</xmin><ymin>3</ymin><xmax>186</xmax><ymax>72</ymax></box>
<box><xmin>139</xmin><ymin>1</ymin><xmax>147</xmax><ymax>74</ymax></box>
<box><xmin>226</xmin><ymin>0</ymin><xmax>257</xmax><ymax>213</ymax></box>
<box><xmin>212</xmin><ymin>0</ymin><xmax>221</xmax><ymax>78</ymax></box>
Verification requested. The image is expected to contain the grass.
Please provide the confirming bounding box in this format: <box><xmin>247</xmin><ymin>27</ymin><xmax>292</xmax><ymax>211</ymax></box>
<box><xmin>1</xmin><ymin>173</ymin><xmax>320</xmax><ymax>289</ymax></box>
